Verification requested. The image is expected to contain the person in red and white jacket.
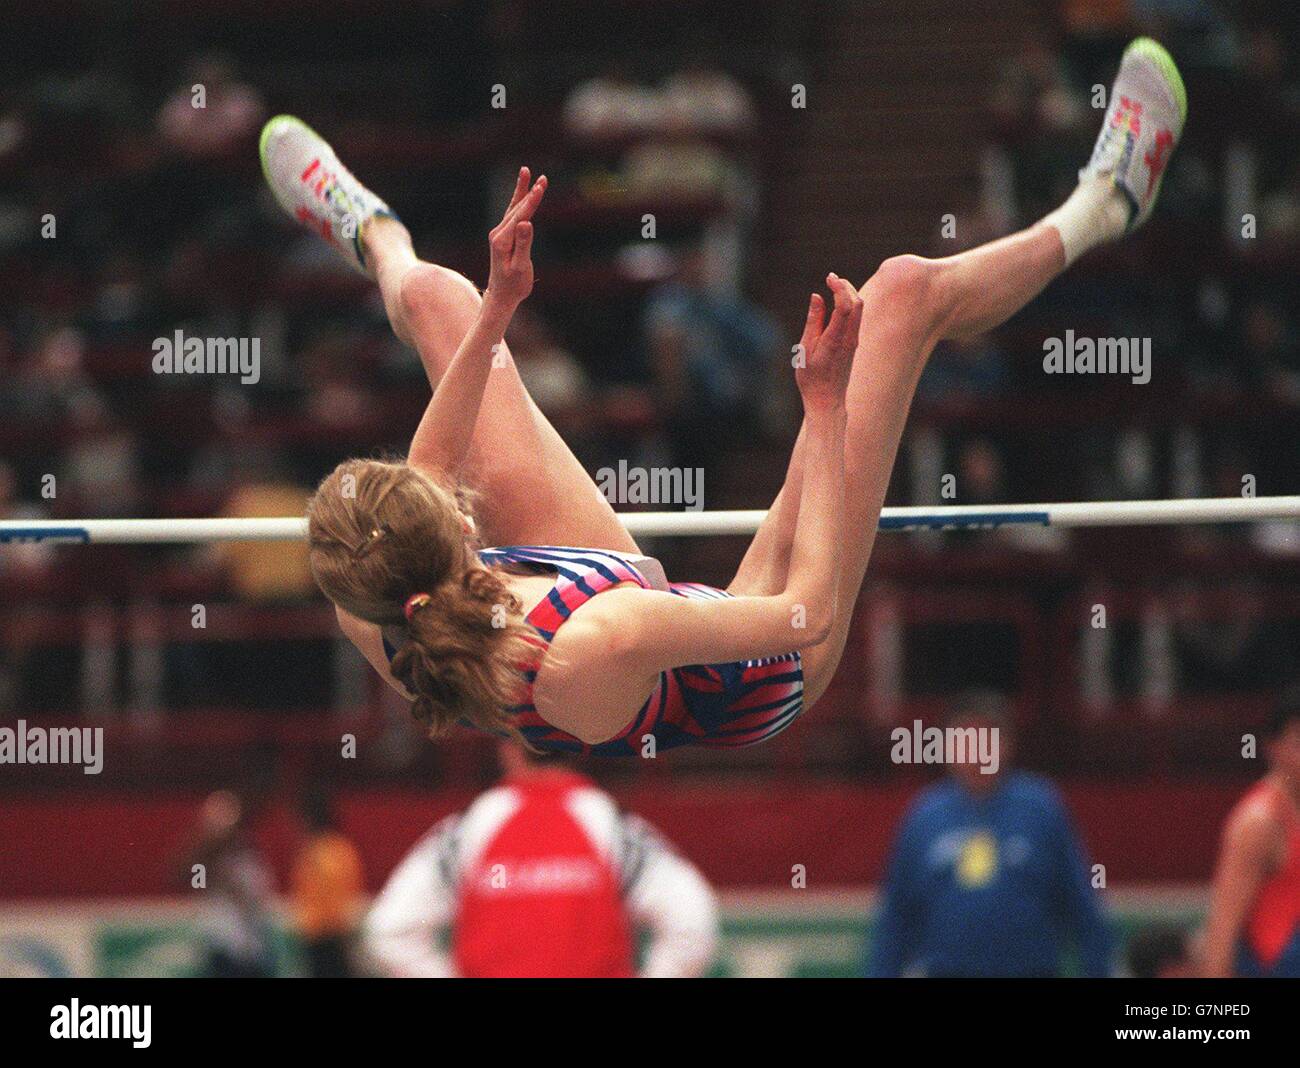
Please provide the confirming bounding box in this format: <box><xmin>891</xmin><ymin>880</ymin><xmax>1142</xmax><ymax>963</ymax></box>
<box><xmin>363</xmin><ymin>743</ymin><xmax>720</xmax><ymax>978</ymax></box>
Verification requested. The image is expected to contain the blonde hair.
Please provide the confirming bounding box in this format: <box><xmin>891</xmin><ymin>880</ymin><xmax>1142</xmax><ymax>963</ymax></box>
<box><xmin>306</xmin><ymin>459</ymin><xmax>536</xmax><ymax>742</ymax></box>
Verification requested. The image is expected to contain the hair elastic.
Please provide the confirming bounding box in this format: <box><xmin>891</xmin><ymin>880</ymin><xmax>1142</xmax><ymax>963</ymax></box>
<box><xmin>403</xmin><ymin>592</ymin><xmax>433</xmax><ymax>621</ymax></box>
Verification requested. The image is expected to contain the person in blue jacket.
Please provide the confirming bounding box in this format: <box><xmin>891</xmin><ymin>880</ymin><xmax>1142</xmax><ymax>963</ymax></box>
<box><xmin>866</xmin><ymin>692</ymin><xmax>1115</xmax><ymax>977</ymax></box>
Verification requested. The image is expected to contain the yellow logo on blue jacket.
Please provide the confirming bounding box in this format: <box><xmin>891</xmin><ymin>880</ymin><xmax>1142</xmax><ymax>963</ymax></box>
<box><xmin>955</xmin><ymin>831</ymin><xmax>999</xmax><ymax>887</ymax></box>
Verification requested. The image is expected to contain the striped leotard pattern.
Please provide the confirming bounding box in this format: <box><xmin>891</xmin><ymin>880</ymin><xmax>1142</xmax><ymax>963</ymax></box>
<box><xmin>405</xmin><ymin>545</ymin><xmax>805</xmax><ymax>756</ymax></box>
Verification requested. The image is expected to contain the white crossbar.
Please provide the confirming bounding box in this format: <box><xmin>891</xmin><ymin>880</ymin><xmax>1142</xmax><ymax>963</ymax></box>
<box><xmin>1</xmin><ymin>496</ymin><xmax>1297</xmax><ymax>544</ymax></box>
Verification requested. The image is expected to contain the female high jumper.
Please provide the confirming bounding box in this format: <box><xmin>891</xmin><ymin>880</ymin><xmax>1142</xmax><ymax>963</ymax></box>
<box><xmin>259</xmin><ymin>39</ymin><xmax>1185</xmax><ymax>755</ymax></box>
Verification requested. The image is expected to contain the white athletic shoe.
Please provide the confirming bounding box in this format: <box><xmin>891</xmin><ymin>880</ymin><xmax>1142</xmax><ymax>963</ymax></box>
<box><xmin>1080</xmin><ymin>37</ymin><xmax>1188</xmax><ymax>231</ymax></box>
<box><xmin>258</xmin><ymin>114</ymin><xmax>396</xmax><ymax>275</ymax></box>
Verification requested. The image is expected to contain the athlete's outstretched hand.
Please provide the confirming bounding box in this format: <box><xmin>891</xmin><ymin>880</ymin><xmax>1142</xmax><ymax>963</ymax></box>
<box><xmin>486</xmin><ymin>166</ymin><xmax>546</xmax><ymax>310</ymax></box>
<box><xmin>795</xmin><ymin>273</ymin><xmax>862</xmax><ymax>411</ymax></box>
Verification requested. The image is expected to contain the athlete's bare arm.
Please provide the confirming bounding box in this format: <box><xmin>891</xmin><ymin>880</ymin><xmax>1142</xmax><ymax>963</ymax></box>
<box><xmin>407</xmin><ymin>168</ymin><xmax>546</xmax><ymax>481</ymax></box>
<box><xmin>1201</xmin><ymin>799</ymin><xmax>1281</xmax><ymax>977</ymax></box>
<box><xmin>537</xmin><ymin>278</ymin><xmax>862</xmax><ymax>745</ymax></box>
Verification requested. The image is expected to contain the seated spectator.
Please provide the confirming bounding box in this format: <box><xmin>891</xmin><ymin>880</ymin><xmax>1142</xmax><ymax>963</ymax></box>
<box><xmin>185</xmin><ymin>452</ymin><xmax>327</xmax><ymax>712</ymax></box>
<box><xmin>211</xmin><ymin>450</ymin><xmax>314</xmax><ymax>603</ymax></box>
<box><xmin>1259</xmin><ymin>159</ymin><xmax>1300</xmax><ymax>240</ymax></box>
<box><xmin>563</xmin><ymin>61</ymin><xmax>663</xmax><ymax>140</ymax></box>
<box><xmin>918</xmin><ymin>335</ymin><xmax>1011</xmax><ymax>404</ymax></box>
<box><xmin>157</xmin><ymin>53</ymin><xmax>264</xmax><ymax>161</ymax></box>
<box><xmin>658</xmin><ymin>58</ymin><xmax>755</xmax><ymax>136</ymax></box>
<box><xmin>300</xmin><ymin>331</ymin><xmax>375</xmax><ymax>430</ymax></box>
<box><xmin>1242</xmin><ymin>301</ymin><xmax>1299</xmax><ymax>406</ymax></box>
<box><xmin>0</xmin><ymin>460</ymin><xmax>54</xmax><ymax>577</ymax></box>
<box><xmin>0</xmin><ymin>460</ymin><xmax>55</xmax><ymax>715</ymax></box>
<box><xmin>61</xmin><ymin>406</ymin><xmax>142</xmax><ymax>518</ymax></box>
<box><xmin>10</xmin><ymin>326</ymin><xmax>105</xmax><ymax>425</ymax></box>
<box><xmin>505</xmin><ymin>307</ymin><xmax>591</xmax><ymax>421</ymax></box>
<box><xmin>86</xmin><ymin>253</ymin><xmax>154</xmax><ymax>339</ymax></box>
<box><xmin>989</xmin><ymin>35</ymin><xmax>1091</xmax><ymax>218</ymax></box>
<box><xmin>642</xmin><ymin>245</ymin><xmax>776</xmax><ymax>467</ymax></box>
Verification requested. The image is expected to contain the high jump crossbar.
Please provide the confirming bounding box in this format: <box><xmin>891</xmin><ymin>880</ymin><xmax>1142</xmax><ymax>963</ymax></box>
<box><xmin>1</xmin><ymin>496</ymin><xmax>1298</xmax><ymax>544</ymax></box>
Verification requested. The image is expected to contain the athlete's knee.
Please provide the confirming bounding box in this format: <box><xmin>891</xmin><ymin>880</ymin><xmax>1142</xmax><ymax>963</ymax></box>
<box><xmin>397</xmin><ymin>263</ymin><xmax>482</xmax><ymax>328</ymax></box>
<box><xmin>860</xmin><ymin>254</ymin><xmax>959</xmax><ymax>343</ymax></box>
<box><xmin>861</xmin><ymin>254</ymin><xmax>942</xmax><ymax>311</ymax></box>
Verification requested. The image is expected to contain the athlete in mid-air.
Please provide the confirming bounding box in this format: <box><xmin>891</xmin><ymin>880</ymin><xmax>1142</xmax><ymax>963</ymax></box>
<box><xmin>259</xmin><ymin>39</ymin><xmax>1186</xmax><ymax>755</ymax></box>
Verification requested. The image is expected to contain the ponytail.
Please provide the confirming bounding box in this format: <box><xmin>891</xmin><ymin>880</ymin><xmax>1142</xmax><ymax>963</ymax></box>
<box><xmin>388</xmin><ymin>565</ymin><xmax>538</xmax><ymax>743</ymax></box>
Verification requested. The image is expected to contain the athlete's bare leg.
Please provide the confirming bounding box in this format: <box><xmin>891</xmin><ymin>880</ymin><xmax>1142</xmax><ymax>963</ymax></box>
<box><xmin>260</xmin><ymin>117</ymin><xmax>637</xmax><ymax>553</ymax></box>
<box><xmin>729</xmin><ymin>221</ymin><xmax>1064</xmax><ymax>600</ymax></box>
<box><xmin>797</xmin><ymin>232</ymin><xmax>1065</xmax><ymax>703</ymax></box>
<box><xmin>362</xmin><ymin>221</ymin><xmax>639</xmax><ymax>553</ymax></box>
<box><xmin>736</xmin><ymin>36</ymin><xmax>1187</xmax><ymax>699</ymax></box>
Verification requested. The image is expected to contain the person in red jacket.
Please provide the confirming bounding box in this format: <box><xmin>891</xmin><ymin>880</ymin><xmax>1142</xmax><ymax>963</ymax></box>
<box><xmin>364</xmin><ymin>743</ymin><xmax>719</xmax><ymax>978</ymax></box>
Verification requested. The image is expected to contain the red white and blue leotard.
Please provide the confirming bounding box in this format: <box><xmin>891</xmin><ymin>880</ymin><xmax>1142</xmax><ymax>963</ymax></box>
<box><xmin>387</xmin><ymin>545</ymin><xmax>804</xmax><ymax>756</ymax></box>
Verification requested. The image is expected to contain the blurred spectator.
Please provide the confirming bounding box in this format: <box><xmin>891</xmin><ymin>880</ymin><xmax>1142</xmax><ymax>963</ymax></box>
<box><xmin>1171</xmin><ymin>575</ymin><xmax>1288</xmax><ymax>694</ymax></box>
<box><xmin>292</xmin><ymin>790</ymin><xmax>365</xmax><ymax>978</ymax></box>
<box><xmin>1259</xmin><ymin>159</ymin><xmax>1300</xmax><ymax>239</ymax></box>
<box><xmin>157</xmin><ymin>54</ymin><xmax>264</xmax><ymax>160</ymax></box>
<box><xmin>990</xmin><ymin>34</ymin><xmax>1091</xmax><ymax>219</ymax></box>
<box><xmin>1061</xmin><ymin>0</ymin><xmax>1137</xmax><ymax>91</ymax></box>
<box><xmin>1062</xmin><ymin>0</ymin><xmax>1133</xmax><ymax>36</ymax></box>
<box><xmin>0</xmin><ymin>461</ymin><xmax>55</xmax><ymax>715</ymax></box>
<box><xmin>958</xmin><ymin>437</ymin><xmax>1067</xmax><ymax>552</ymax></box>
<box><xmin>918</xmin><ymin>336</ymin><xmax>1012</xmax><ymax>404</ymax></box>
<box><xmin>10</xmin><ymin>327</ymin><xmax>105</xmax><ymax>425</ymax></box>
<box><xmin>364</xmin><ymin>741</ymin><xmax>720</xmax><ymax>978</ymax></box>
<box><xmin>643</xmin><ymin>245</ymin><xmax>776</xmax><ymax>466</ymax></box>
<box><xmin>0</xmin><ymin>461</ymin><xmax>54</xmax><ymax>577</ymax></box>
<box><xmin>623</xmin><ymin>60</ymin><xmax>754</xmax><ymax>202</ymax></box>
<box><xmin>866</xmin><ymin>692</ymin><xmax>1115</xmax><ymax>977</ymax></box>
<box><xmin>658</xmin><ymin>59</ymin><xmax>755</xmax><ymax>136</ymax></box>
<box><xmin>211</xmin><ymin>452</ymin><xmax>313</xmax><ymax>602</ymax></box>
<box><xmin>85</xmin><ymin>254</ymin><xmax>154</xmax><ymax>340</ymax></box>
<box><xmin>1202</xmin><ymin>686</ymin><xmax>1300</xmax><ymax>977</ymax></box>
<box><xmin>300</xmin><ymin>331</ymin><xmax>374</xmax><ymax>430</ymax></box>
<box><xmin>563</xmin><ymin>61</ymin><xmax>663</xmax><ymax>139</ymax></box>
<box><xmin>1242</xmin><ymin>301</ymin><xmax>1300</xmax><ymax>405</ymax></box>
<box><xmin>174</xmin><ymin>451</ymin><xmax>329</xmax><ymax>712</ymax></box>
<box><xmin>505</xmin><ymin>307</ymin><xmax>591</xmax><ymax>420</ymax></box>
<box><xmin>60</xmin><ymin>407</ymin><xmax>141</xmax><ymax>518</ymax></box>
<box><xmin>958</xmin><ymin>439</ymin><xmax>1003</xmax><ymax>506</ymax></box>
<box><xmin>181</xmin><ymin>790</ymin><xmax>277</xmax><ymax>978</ymax></box>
